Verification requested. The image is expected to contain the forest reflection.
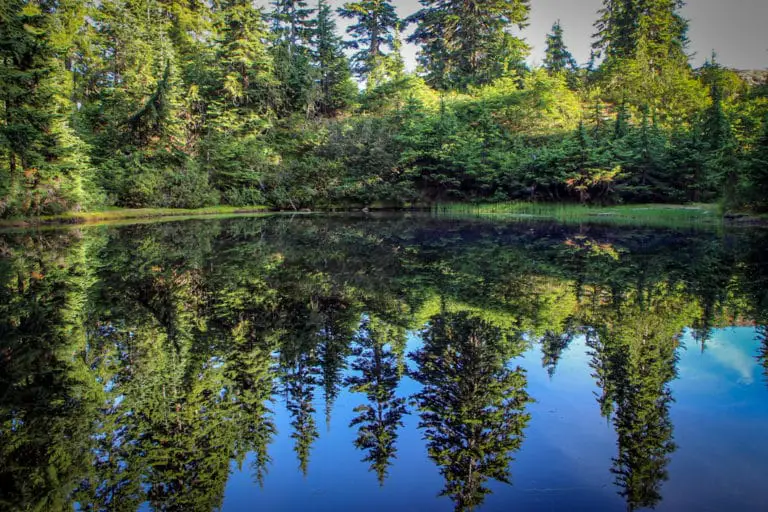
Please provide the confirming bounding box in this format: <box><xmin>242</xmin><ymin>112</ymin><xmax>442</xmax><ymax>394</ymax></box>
<box><xmin>0</xmin><ymin>215</ymin><xmax>766</xmax><ymax>511</ymax></box>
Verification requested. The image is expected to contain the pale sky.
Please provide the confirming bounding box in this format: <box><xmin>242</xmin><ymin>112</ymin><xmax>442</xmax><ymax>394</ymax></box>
<box><xmin>258</xmin><ymin>0</ymin><xmax>768</xmax><ymax>71</ymax></box>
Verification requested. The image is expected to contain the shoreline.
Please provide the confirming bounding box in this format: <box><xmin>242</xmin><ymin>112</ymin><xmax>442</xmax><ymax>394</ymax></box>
<box><xmin>0</xmin><ymin>206</ymin><xmax>272</xmax><ymax>229</ymax></box>
<box><xmin>1</xmin><ymin>203</ymin><xmax>766</xmax><ymax>230</ymax></box>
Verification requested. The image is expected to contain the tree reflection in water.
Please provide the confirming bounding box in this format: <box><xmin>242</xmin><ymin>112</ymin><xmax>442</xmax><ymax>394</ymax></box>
<box><xmin>0</xmin><ymin>216</ymin><xmax>766</xmax><ymax>511</ymax></box>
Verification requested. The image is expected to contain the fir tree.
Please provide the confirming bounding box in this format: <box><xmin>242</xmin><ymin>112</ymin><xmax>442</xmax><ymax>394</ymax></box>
<box><xmin>345</xmin><ymin>317</ymin><xmax>408</xmax><ymax>485</ymax></box>
<box><xmin>746</xmin><ymin>115</ymin><xmax>768</xmax><ymax>211</ymax></box>
<box><xmin>313</xmin><ymin>0</ymin><xmax>356</xmax><ymax>116</ymax></box>
<box><xmin>284</xmin><ymin>353</ymin><xmax>320</xmax><ymax>476</ymax></box>
<box><xmin>338</xmin><ymin>0</ymin><xmax>399</xmax><ymax>81</ymax></box>
<box><xmin>271</xmin><ymin>0</ymin><xmax>316</xmax><ymax>49</ymax></box>
<box><xmin>407</xmin><ymin>0</ymin><xmax>530</xmax><ymax>90</ymax></box>
<box><xmin>543</xmin><ymin>20</ymin><xmax>577</xmax><ymax>75</ymax></box>
<box><xmin>0</xmin><ymin>0</ymin><xmax>93</xmax><ymax>216</ymax></box>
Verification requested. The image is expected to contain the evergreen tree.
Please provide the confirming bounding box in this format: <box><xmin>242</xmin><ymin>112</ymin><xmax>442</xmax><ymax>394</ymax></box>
<box><xmin>284</xmin><ymin>353</ymin><xmax>320</xmax><ymax>476</ymax></box>
<box><xmin>338</xmin><ymin>0</ymin><xmax>399</xmax><ymax>81</ymax></box>
<box><xmin>594</xmin><ymin>0</ymin><xmax>688</xmax><ymax>64</ymax></box>
<box><xmin>539</xmin><ymin>324</ymin><xmax>575</xmax><ymax>379</ymax></box>
<box><xmin>313</xmin><ymin>0</ymin><xmax>356</xmax><ymax>115</ymax></box>
<box><xmin>592</xmin><ymin>0</ymin><xmax>703</xmax><ymax>118</ymax></box>
<box><xmin>0</xmin><ymin>0</ymin><xmax>93</xmax><ymax>216</ymax></box>
<box><xmin>407</xmin><ymin>0</ymin><xmax>530</xmax><ymax>90</ymax></box>
<box><xmin>746</xmin><ymin>115</ymin><xmax>768</xmax><ymax>211</ymax></box>
<box><xmin>216</xmin><ymin>0</ymin><xmax>276</xmax><ymax>119</ymax></box>
<box><xmin>588</xmin><ymin>291</ymin><xmax>683</xmax><ymax>511</ymax></box>
<box><xmin>543</xmin><ymin>20</ymin><xmax>577</xmax><ymax>75</ymax></box>
<box><xmin>271</xmin><ymin>0</ymin><xmax>316</xmax><ymax>49</ymax></box>
<box><xmin>701</xmin><ymin>59</ymin><xmax>741</xmax><ymax>206</ymax></box>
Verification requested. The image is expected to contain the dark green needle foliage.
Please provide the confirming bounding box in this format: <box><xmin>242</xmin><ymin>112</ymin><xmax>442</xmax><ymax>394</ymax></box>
<box><xmin>0</xmin><ymin>216</ymin><xmax>767</xmax><ymax>509</ymax></box>
<box><xmin>407</xmin><ymin>0</ymin><xmax>530</xmax><ymax>90</ymax></box>
<box><xmin>410</xmin><ymin>312</ymin><xmax>532</xmax><ymax>511</ymax></box>
<box><xmin>544</xmin><ymin>20</ymin><xmax>578</xmax><ymax>75</ymax></box>
<box><xmin>0</xmin><ymin>0</ymin><xmax>766</xmax><ymax>214</ymax></box>
<box><xmin>284</xmin><ymin>353</ymin><xmax>320</xmax><ymax>476</ymax></box>
<box><xmin>338</xmin><ymin>0</ymin><xmax>399</xmax><ymax>82</ymax></box>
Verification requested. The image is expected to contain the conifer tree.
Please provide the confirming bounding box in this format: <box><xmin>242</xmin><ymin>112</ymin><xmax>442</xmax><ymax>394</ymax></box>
<box><xmin>313</xmin><ymin>0</ymin><xmax>356</xmax><ymax>115</ymax></box>
<box><xmin>747</xmin><ymin>115</ymin><xmax>768</xmax><ymax>211</ymax></box>
<box><xmin>346</xmin><ymin>317</ymin><xmax>407</xmax><ymax>485</ymax></box>
<box><xmin>407</xmin><ymin>0</ymin><xmax>530</xmax><ymax>90</ymax></box>
<box><xmin>271</xmin><ymin>0</ymin><xmax>316</xmax><ymax>49</ymax></box>
<box><xmin>543</xmin><ymin>20</ymin><xmax>577</xmax><ymax>75</ymax></box>
<box><xmin>338</xmin><ymin>0</ymin><xmax>399</xmax><ymax>81</ymax></box>
<box><xmin>0</xmin><ymin>0</ymin><xmax>93</xmax><ymax>216</ymax></box>
<box><xmin>410</xmin><ymin>312</ymin><xmax>531</xmax><ymax>510</ymax></box>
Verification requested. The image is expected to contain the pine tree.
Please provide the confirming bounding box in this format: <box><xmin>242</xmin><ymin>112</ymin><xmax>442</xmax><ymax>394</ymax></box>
<box><xmin>313</xmin><ymin>0</ymin><xmax>356</xmax><ymax>116</ymax></box>
<box><xmin>590</xmin><ymin>299</ymin><xmax>680</xmax><ymax>511</ymax></box>
<box><xmin>216</xmin><ymin>0</ymin><xmax>276</xmax><ymax>116</ymax></box>
<box><xmin>270</xmin><ymin>0</ymin><xmax>316</xmax><ymax>115</ymax></box>
<box><xmin>592</xmin><ymin>0</ymin><xmax>701</xmax><ymax>118</ymax></box>
<box><xmin>338</xmin><ymin>0</ymin><xmax>399</xmax><ymax>81</ymax></box>
<box><xmin>543</xmin><ymin>20</ymin><xmax>577</xmax><ymax>75</ymax></box>
<box><xmin>271</xmin><ymin>0</ymin><xmax>316</xmax><ymax>49</ymax></box>
<box><xmin>407</xmin><ymin>0</ymin><xmax>530</xmax><ymax>90</ymax></box>
<box><xmin>0</xmin><ymin>0</ymin><xmax>93</xmax><ymax>216</ymax></box>
<box><xmin>284</xmin><ymin>353</ymin><xmax>320</xmax><ymax>476</ymax></box>
<box><xmin>747</xmin><ymin>115</ymin><xmax>768</xmax><ymax>211</ymax></box>
<box><xmin>593</xmin><ymin>0</ymin><xmax>688</xmax><ymax>65</ymax></box>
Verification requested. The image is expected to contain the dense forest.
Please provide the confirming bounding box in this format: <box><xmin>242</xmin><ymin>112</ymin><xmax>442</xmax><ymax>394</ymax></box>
<box><xmin>1</xmin><ymin>0</ymin><xmax>767</xmax><ymax>217</ymax></box>
<box><xmin>1</xmin><ymin>216</ymin><xmax>767</xmax><ymax>510</ymax></box>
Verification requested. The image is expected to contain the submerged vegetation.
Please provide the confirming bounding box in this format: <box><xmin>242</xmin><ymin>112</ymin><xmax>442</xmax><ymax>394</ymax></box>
<box><xmin>1</xmin><ymin>0</ymin><xmax>767</xmax><ymax>218</ymax></box>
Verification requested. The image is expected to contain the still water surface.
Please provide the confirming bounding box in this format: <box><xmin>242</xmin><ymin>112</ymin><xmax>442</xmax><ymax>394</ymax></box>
<box><xmin>1</xmin><ymin>214</ymin><xmax>767</xmax><ymax>511</ymax></box>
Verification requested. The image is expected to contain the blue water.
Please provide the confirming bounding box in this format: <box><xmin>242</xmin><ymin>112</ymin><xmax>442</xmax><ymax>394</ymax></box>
<box><xmin>220</xmin><ymin>328</ymin><xmax>768</xmax><ymax>512</ymax></box>
<box><xmin>2</xmin><ymin>215</ymin><xmax>767</xmax><ymax>511</ymax></box>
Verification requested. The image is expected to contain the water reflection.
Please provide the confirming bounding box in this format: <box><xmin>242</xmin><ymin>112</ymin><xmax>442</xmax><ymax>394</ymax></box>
<box><xmin>411</xmin><ymin>312</ymin><xmax>531</xmax><ymax>510</ymax></box>
<box><xmin>0</xmin><ymin>215</ymin><xmax>767</xmax><ymax>511</ymax></box>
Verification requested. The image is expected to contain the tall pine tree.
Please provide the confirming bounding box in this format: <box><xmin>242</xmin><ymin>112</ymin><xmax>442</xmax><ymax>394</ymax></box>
<box><xmin>407</xmin><ymin>0</ymin><xmax>530</xmax><ymax>90</ymax></box>
<box><xmin>543</xmin><ymin>20</ymin><xmax>577</xmax><ymax>74</ymax></box>
<box><xmin>0</xmin><ymin>0</ymin><xmax>93</xmax><ymax>216</ymax></box>
<box><xmin>338</xmin><ymin>0</ymin><xmax>399</xmax><ymax>82</ymax></box>
<box><xmin>313</xmin><ymin>0</ymin><xmax>356</xmax><ymax>116</ymax></box>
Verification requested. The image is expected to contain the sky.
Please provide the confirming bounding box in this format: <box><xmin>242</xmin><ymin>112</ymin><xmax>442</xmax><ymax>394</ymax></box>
<box><xmin>259</xmin><ymin>0</ymin><xmax>768</xmax><ymax>71</ymax></box>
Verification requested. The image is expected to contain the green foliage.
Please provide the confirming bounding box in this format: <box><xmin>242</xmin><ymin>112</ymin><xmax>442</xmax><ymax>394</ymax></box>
<box><xmin>313</xmin><ymin>0</ymin><xmax>357</xmax><ymax>115</ymax></box>
<box><xmin>411</xmin><ymin>312</ymin><xmax>532</xmax><ymax>510</ymax></box>
<box><xmin>338</xmin><ymin>0</ymin><xmax>399</xmax><ymax>81</ymax></box>
<box><xmin>346</xmin><ymin>317</ymin><xmax>407</xmax><ymax>484</ymax></box>
<box><xmin>0</xmin><ymin>0</ymin><xmax>93</xmax><ymax>216</ymax></box>
<box><xmin>1</xmin><ymin>216</ymin><xmax>767</xmax><ymax>509</ymax></box>
<box><xmin>543</xmin><ymin>20</ymin><xmax>577</xmax><ymax>75</ymax></box>
<box><xmin>407</xmin><ymin>0</ymin><xmax>531</xmax><ymax>90</ymax></box>
<box><xmin>0</xmin><ymin>0</ymin><xmax>764</xmax><ymax>215</ymax></box>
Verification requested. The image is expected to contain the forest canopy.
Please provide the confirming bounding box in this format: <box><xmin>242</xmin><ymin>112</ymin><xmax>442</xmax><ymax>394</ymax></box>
<box><xmin>1</xmin><ymin>0</ymin><xmax>766</xmax><ymax>217</ymax></box>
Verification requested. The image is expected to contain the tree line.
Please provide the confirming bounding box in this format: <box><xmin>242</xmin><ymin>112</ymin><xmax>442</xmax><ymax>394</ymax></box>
<box><xmin>1</xmin><ymin>0</ymin><xmax>767</xmax><ymax>216</ymax></box>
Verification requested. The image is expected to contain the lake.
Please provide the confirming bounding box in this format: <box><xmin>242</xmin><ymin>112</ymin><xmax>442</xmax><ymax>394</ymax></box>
<box><xmin>1</xmin><ymin>214</ymin><xmax>767</xmax><ymax>511</ymax></box>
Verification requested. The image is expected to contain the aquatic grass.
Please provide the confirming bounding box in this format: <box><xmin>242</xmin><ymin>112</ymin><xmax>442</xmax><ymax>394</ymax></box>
<box><xmin>433</xmin><ymin>202</ymin><xmax>723</xmax><ymax>228</ymax></box>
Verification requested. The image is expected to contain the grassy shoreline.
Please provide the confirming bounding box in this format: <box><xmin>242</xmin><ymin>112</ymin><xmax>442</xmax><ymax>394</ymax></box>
<box><xmin>433</xmin><ymin>202</ymin><xmax>735</xmax><ymax>228</ymax></box>
<box><xmin>1</xmin><ymin>203</ymin><xmax>766</xmax><ymax>230</ymax></box>
<box><xmin>0</xmin><ymin>206</ymin><xmax>272</xmax><ymax>229</ymax></box>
